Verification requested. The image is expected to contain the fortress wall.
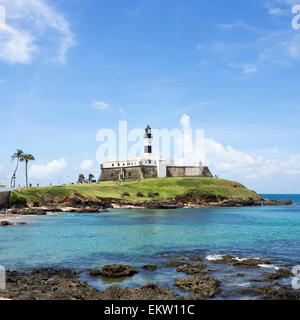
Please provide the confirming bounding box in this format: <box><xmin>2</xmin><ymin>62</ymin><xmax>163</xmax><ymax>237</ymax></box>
<box><xmin>0</xmin><ymin>191</ymin><xmax>10</xmax><ymax>208</ymax></box>
<box><xmin>99</xmin><ymin>167</ymin><xmax>143</xmax><ymax>181</ymax></box>
<box><xmin>141</xmin><ymin>166</ymin><xmax>158</xmax><ymax>179</ymax></box>
<box><xmin>166</xmin><ymin>166</ymin><xmax>185</xmax><ymax>177</ymax></box>
<box><xmin>166</xmin><ymin>166</ymin><xmax>213</xmax><ymax>178</ymax></box>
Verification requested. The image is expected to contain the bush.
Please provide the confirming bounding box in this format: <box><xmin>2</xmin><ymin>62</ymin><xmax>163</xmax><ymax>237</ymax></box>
<box><xmin>9</xmin><ymin>193</ymin><xmax>27</xmax><ymax>206</ymax></box>
<box><xmin>154</xmin><ymin>192</ymin><xmax>160</xmax><ymax>197</ymax></box>
<box><xmin>148</xmin><ymin>192</ymin><xmax>155</xmax><ymax>198</ymax></box>
<box><xmin>136</xmin><ymin>192</ymin><xmax>145</xmax><ymax>197</ymax></box>
<box><xmin>122</xmin><ymin>192</ymin><xmax>130</xmax><ymax>197</ymax></box>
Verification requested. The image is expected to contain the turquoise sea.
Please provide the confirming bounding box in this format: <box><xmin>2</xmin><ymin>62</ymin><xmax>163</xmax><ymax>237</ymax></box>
<box><xmin>0</xmin><ymin>194</ymin><xmax>300</xmax><ymax>299</ymax></box>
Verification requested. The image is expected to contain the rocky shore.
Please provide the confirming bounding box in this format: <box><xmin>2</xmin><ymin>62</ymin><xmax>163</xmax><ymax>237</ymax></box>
<box><xmin>1</xmin><ymin>193</ymin><xmax>293</xmax><ymax>219</ymax></box>
<box><xmin>0</xmin><ymin>253</ymin><xmax>298</xmax><ymax>300</ymax></box>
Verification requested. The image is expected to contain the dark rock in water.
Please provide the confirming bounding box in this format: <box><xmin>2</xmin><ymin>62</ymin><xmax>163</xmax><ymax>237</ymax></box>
<box><xmin>145</xmin><ymin>201</ymin><xmax>184</xmax><ymax>209</ymax></box>
<box><xmin>90</xmin><ymin>269</ymin><xmax>102</xmax><ymax>277</ymax></box>
<box><xmin>166</xmin><ymin>260</ymin><xmax>188</xmax><ymax>268</ymax></box>
<box><xmin>0</xmin><ymin>221</ymin><xmax>13</xmax><ymax>226</ymax></box>
<box><xmin>210</xmin><ymin>255</ymin><xmax>271</xmax><ymax>268</ymax></box>
<box><xmin>190</xmin><ymin>257</ymin><xmax>203</xmax><ymax>262</ymax></box>
<box><xmin>250</xmin><ymin>278</ymin><xmax>265</xmax><ymax>283</ymax></box>
<box><xmin>174</xmin><ymin>275</ymin><xmax>221</xmax><ymax>299</ymax></box>
<box><xmin>210</xmin><ymin>255</ymin><xmax>236</xmax><ymax>264</ymax></box>
<box><xmin>99</xmin><ymin>283</ymin><xmax>176</xmax><ymax>300</ymax></box>
<box><xmin>16</xmin><ymin>222</ymin><xmax>28</xmax><ymax>225</ymax></box>
<box><xmin>237</xmin><ymin>273</ymin><xmax>244</xmax><ymax>277</ymax></box>
<box><xmin>233</xmin><ymin>258</ymin><xmax>271</xmax><ymax>268</ymax></box>
<box><xmin>264</xmin><ymin>268</ymin><xmax>293</xmax><ymax>281</ymax></box>
<box><xmin>176</xmin><ymin>263</ymin><xmax>206</xmax><ymax>275</ymax></box>
<box><xmin>142</xmin><ymin>265</ymin><xmax>157</xmax><ymax>271</ymax></box>
<box><xmin>99</xmin><ymin>264</ymin><xmax>139</xmax><ymax>278</ymax></box>
<box><xmin>250</xmin><ymin>285</ymin><xmax>300</xmax><ymax>300</ymax></box>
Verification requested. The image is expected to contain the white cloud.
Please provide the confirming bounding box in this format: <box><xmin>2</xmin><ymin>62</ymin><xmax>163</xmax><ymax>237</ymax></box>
<box><xmin>229</xmin><ymin>62</ymin><xmax>258</xmax><ymax>74</ymax></box>
<box><xmin>0</xmin><ymin>0</ymin><xmax>74</xmax><ymax>64</ymax></box>
<box><xmin>92</xmin><ymin>100</ymin><xmax>111</xmax><ymax>111</ymax></box>
<box><xmin>80</xmin><ymin>160</ymin><xmax>94</xmax><ymax>171</ymax></box>
<box><xmin>264</xmin><ymin>0</ymin><xmax>299</xmax><ymax>16</ymax></box>
<box><xmin>29</xmin><ymin>158</ymin><xmax>68</xmax><ymax>179</ymax></box>
<box><xmin>177</xmin><ymin>114</ymin><xmax>300</xmax><ymax>182</ymax></box>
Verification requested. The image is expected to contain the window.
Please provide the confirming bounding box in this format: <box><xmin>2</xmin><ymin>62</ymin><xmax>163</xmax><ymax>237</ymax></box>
<box><xmin>118</xmin><ymin>163</ymin><xmax>120</xmax><ymax>167</ymax></box>
<box><xmin>112</xmin><ymin>164</ymin><xmax>114</xmax><ymax>167</ymax></box>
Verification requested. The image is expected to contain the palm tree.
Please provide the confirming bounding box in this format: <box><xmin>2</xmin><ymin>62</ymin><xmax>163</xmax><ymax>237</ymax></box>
<box><xmin>10</xmin><ymin>149</ymin><xmax>24</xmax><ymax>187</ymax></box>
<box><xmin>20</xmin><ymin>154</ymin><xmax>35</xmax><ymax>188</ymax></box>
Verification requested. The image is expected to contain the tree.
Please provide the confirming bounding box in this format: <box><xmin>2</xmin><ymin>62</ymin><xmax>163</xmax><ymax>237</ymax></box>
<box><xmin>77</xmin><ymin>174</ymin><xmax>85</xmax><ymax>184</ymax></box>
<box><xmin>20</xmin><ymin>154</ymin><xmax>35</xmax><ymax>188</ymax></box>
<box><xmin>88</xmin><ymin>174</ymin><xmax>95</xmax><ymax>183</ymax></box>
<box><xmin>10</xmin><ymin>149</ymin><xmax>24</xmax><ymax>187</ymax></box>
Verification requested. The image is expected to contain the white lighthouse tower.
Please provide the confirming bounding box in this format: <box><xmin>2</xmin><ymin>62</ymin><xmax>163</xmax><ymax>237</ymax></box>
<box><xmin>144</xmin><ymin>125</ymin><xmax>153</xmax><ymax>158</ymax></box>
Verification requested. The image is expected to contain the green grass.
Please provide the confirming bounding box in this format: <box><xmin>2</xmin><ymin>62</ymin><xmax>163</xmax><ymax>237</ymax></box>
<box><xmin>9</xmin><ymin>177</ymin><xmax>261</xmax><ymax>205</ymax></box>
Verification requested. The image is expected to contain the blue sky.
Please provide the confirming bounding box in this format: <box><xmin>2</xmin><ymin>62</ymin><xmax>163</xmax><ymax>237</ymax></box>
<box><xmin>0</xmin><ymin>0</ymin><xmax>300</xmax><ymax>193</ymax></box>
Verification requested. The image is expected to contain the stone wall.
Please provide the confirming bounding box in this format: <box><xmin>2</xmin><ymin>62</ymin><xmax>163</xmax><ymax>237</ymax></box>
<box><xmin>141</xmin><ymin>166</ymin><xmax>158</xmax><ymax>179</ymax></box>
<box><xmin>0</xmin><ymin>191</ymin><xmax>10</xmax><ymax>208</ymax></box>
<box><xmin>166</xmin><ymin>166</ymin><xmax>213</xmax><ymax>178</ymax></box>
<box><xmin>99</xmin><ymin>166</ymin><xmax>144</xmax><ymax>181</ymax></box>
<box><xmin>99</xmin><ymin>165</ymin><xmax>213</xmax><ymax>181</ymax></box>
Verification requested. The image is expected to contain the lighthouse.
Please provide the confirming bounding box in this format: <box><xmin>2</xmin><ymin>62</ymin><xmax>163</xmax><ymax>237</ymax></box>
<box><xmin>144</xmin><ymin>125</ymin><xmax>153</xmax><ymax>158</ymax></box>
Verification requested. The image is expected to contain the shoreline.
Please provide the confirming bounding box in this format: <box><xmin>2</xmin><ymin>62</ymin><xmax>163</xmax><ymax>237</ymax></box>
<box><xmin>0</xmin><ymin>252</ymin><xmax>298</xmax><ymax>300</ymax></box>
<box><xmin>0</xmin><ymin>196</ymin><xmax>293</xmax><ymax>217</ymax></box>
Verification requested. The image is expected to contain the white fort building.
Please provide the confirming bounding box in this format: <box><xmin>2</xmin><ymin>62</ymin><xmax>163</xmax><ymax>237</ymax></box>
<box><xmin>99</xmin><ymin>125</ymin><xmax>213</xmax><ymax>181</ymax></box>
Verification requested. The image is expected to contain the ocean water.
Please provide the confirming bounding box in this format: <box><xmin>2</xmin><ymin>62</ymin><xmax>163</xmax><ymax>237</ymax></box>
<box><xmin>0</xmin><ymin>194</ymin><xmax>300</xmax><ymax>299</ymax></box>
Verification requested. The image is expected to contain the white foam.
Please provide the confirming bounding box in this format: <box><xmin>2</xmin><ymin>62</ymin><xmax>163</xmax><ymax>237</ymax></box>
<box><xmin>237</xmin><ymin>282</ymin><xmax>250</xmax><ymax>287</ymax></box>
<box><xmin>258</xmin><ymin>264</ymin><xmax>280</xmax><ymax>270</ymax></box>
<box><xmin>206</xmin><ymin>254</ymin><xmax>224</xmax><ymax>261</ymax></box>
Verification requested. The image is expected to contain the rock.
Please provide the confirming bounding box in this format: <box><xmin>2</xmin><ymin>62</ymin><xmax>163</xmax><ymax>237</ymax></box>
<box><xmin>145</xmin><ymin>201</ymin><xmax>184</xmax><ymax>209</ymax></box>
<box><xmin>174</xmin><ymin>275</ymin><xmax>221</xmax><ymax>299</ymax></box>
<box><xmin>98</xmin><ymin>264</ymin><xmax>139</xmax><ymax>278</ymax></box>
<box><xmin>237</xmin><ymin>273</ymin><xmax>244</xmax><ymax>277</ymax></box>
<box><xmin>166</xmin><ymin>260</ymin><xmax>188</xmax><ymax>268</ymax></box>
<box><xmin>250</xmin><ymin>285</ymin><xmax>300</xmax><ymax>300</ymax></box>
<box><xmin>250</xmin><ymin>278</ymin><xmax>265</xmax><ymax>283</ymax></box>
<box><xmin>90</xmin><ymin>269</ymin><xmax>102</xmax><ymax>277</ymax></box>
<box><xmin>210</xmin><ymin>255</ymin><xmax>236</xmax><ymax>264</ymax></box>
<box><xmin>16</xmin><ymin>222</ymin><xmax>28</xmax><ymax>226</ymax></box>
<box><xmin>1</xmin><ymin>268</ymin><xmax>104</xmax><ymax>300</ymax></box>
<box><xmin>233</xmin><ymin>258</ymin><xmax>271</xmax><ymax>268</ymax></box>
<box><xmin>142</xmin><ymin>265</ymin><xmax>157</xmax><ymax>271</ymax></box>
<box><xmin>190</xmin><ymin>257</ymin><xmax>203</xmax><ymax>261</ymax></box>
<box><xmin>0</xmin><ymin>221</ymin><xmax>13</xmax><ymax>226</ymax></box>
<box><xmin>176</xmin><ymin>263</ymin><xmax>206</xmax><ymax>275</ymax></box>
<box><xmin>99</xmin><ymin>283</ymin><xmax>176</xmax><ymax>300</ymax></box>
<box><xmin>264</xmin><ymin>268</ymin><xmax>293</xmax><ymax>281</ymax></box>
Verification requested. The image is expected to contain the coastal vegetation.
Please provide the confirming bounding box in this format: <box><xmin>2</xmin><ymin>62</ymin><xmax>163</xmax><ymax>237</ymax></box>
<box><xmin>9</xmin><ymin>177</ymin><xmax>261</xmax><ymax>206</ymax></box>
<box><xmin>10</xmin><ymin>149</ymin><xmax>35</xmax><ymax>188</ymax></box>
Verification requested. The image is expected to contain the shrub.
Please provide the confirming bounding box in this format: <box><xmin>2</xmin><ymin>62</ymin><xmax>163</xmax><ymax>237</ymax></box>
<box><xmin>136</xmin><ymin>192</ymin><xmax>145</xmax><ymax>197</ymax></box>
<box><xmin>9</xmin><ymin>193</ymin><xmax>27</xmax><ymax>206</ymax></box>
<box><xmin>122</xmin><ymin>192</ymin><xmax>130</xmax><ymax>197</ymax></box>
<box><xmin>148</xmin><ymin>192</ymin><xmax>155</xmax><ymax>198</ymax></box>
<box><xmin>154</xmin><ymin>192</ymin><xmax>160</xmax><ymax>197</ymax></box>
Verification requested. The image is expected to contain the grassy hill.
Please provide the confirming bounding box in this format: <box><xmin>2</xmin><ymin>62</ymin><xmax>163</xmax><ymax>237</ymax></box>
<box><xmin>9</xmin><ymin>178</ymin><xmax>261</xmax><ymax>206</ymax></box>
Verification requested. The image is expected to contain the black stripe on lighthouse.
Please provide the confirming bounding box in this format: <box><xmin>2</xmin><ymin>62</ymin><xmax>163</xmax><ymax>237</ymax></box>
<box><xmin>144</xmin><ymin>146</ymin><xmax>152</xmax><ymax>154</ymax></box>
